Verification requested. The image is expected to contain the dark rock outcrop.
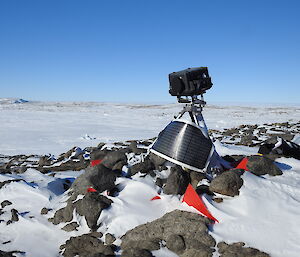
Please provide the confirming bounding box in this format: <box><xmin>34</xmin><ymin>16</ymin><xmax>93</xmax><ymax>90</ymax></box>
<box><xmin>121</xmin><ymin>210</ymin><xmax>215</xmax><ymax>256</ymax></box>
<box><xmin>130</xmin><ymin>158</ymin><xmax>155</xmax><ymax>175</ymax></box>
<box><xmin>0</xmin><ymin>180</ymin><xmax>22</xmax><ymax>190</ymax></box>
<box><xmin>49</xmin><ymin>163</ymin><xmax>115</xmax><ymax>230</ymax></box>
<box><xmin>128</xmin><ymin>141</ymin><xmax>147</xmax><ymax>155</ymax></box>
<box><xmin>0</xmin><ymin>250</ymin><xmax>25</xmax><ymax>257</ymax></box>
<box><xmin>73</xmin><ymin>193</ymin><xmax>112</xmax><ymax>230</ymax></box>
<box><xmin>50</xmin><ymin>192</ymin><xmax>112</xmax><ymax>231</ymax></box>
<box><xmin>89</xmin><ymin>165</ymin><xmax>117</xmax><ymax>193</ymax></box>
<box><xmin>60</xmin><ymin>232</ymin><xmax>115</xmax><ymax>257</ymax></box>
<box><xmin>105</xmin><ymin>233</ymin><xmax>116</xmax><ymax>245</ymax></box>
<box><xmin>1</xmin><ymin>200</ymin><xmax>12</xmax><ymax>208</ymax></box>
<box><xmin>62</xmin><ymin>222</ymin><xmax>79</xmax><ymax>232</ymax></box>
<box><xmin>246</xmin><ymin>156</ymin><xmax>283</xmax><ymax>176</ymax></box>
<box><xmin>7</xmin><ymin>209</ymin><xmax>19</xmax><ymax>225</ymax></box>
<box><xmin>163</xmin><ymin>166</ymin><xmax>190</xmax><ymax>195</ymax></box>
<box><xmin>149</xmin><ymin>153</ymin><xmax>166</xmax><ymax>170</ymax></box>
<box><xmin>218</xmin><ymin>242</ymin><xmax>270</xmax><ymax>257</ymax></box>
<box><xmin>189</xmin><ymin>171</ymin><xmax>206</xmax><ymax>189</ymax></box>
<box><xmin>209</xmin><ymin>170</ymin><xmax>244</xmax><ymax>197</ymax></box>
<box><xmin>122</xmin><ymin>248</ymin><xmax>153</xmax><ymax>257</ymax></box>
<box><xmin>101</xmin><ymin>150</ymin><xmax>127</xmax><ymax>169</ymax></box>
<box><xmin>166</xmin><ymin>234</ymin><xmax>186</xmax><ymax>254</ymax></box>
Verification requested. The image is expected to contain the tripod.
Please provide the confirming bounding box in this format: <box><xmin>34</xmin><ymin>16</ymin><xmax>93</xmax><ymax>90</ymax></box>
<box><xmin>175</xmin><ymin>95</ymin><xmax>210</xmax><ymax>139</ymax></box>
<box><xmin>174</xmin><ymin>94</ymin><xmax>231</xmax><ymax>175</ymax></box>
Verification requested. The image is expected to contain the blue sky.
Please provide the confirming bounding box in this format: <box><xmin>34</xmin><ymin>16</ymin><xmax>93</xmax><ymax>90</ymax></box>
<box><xmin>0</xmin><ymin>0</ymin><xmax>299</xmax><ymax>104</ymax></box>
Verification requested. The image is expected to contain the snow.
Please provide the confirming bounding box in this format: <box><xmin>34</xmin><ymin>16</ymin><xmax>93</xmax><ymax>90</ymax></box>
<box><xmin>0</xmin><ymin>98</ymin><xmax>300</xmax><ymax>256</ymax></box>
<box><xmin>210</xmin><ymin>168</ymin><xmax>300</xmax><ymax>257</ymax></box>
<box><xmin>0</xmin><ymin>170</ymin><xmax>73</xmax><ymax>257</ymax></box>
<box><xmin>0</xmin><ymin>99</ymin><xmax>299</xmax><ymax>155</ymax></box>
<box><xmin>98</xmin><ymin>174</ymin><xmax>200</xmax><ymax>240</ymax></box>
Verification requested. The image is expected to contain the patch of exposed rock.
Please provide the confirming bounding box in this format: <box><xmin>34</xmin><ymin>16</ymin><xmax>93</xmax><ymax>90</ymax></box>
<box><xmin>50</xmin><ymin>191</ymin><xmax>112</xmax><ymax>231</ymax></box>
<box><xmin>60</xmin><ymin>232</ymin><xmax>115</xmax><ymax>257</ymax></box>
<box><xmin>49</xmin><ymin>150</ymin><xmax>128</xmax><ymax>231</ymax></box>
<box><xmin>0</xmin><ymin>180</ymin><xmax>22</xmax><ymax>189</ymax></box>
<box><xmin>0</xmin><ymin>250</ymin><xmax>25</xmax><ymax>257</ymax></box>
<box><xmin>218</xmin><ymin>242</ymin><xmax>270</xmax><ymax>257</ymax></box>
<box><xmin>163</xmin><ymin>166</ymin><xmax>190</xmax><ymax>195</ymax></box>
<box><xmin>246</xmin><ymin>155</ymin><xmax>282</xmax><ymax>176</ymax></box>
<box><xmin>121</xmin><ymin>210</ymin><xmax>215</xmax><ymax>257</ymax></box>
<box><xmin>209</xmin><ymin>169</ymin><xmax>244</xmax><ymax>197</ymax></box>
<box><xmin>1</xmin><ymin>200</ymin><xmax>12</xmax><ymax>208</ymax></box>
<box><xmin>209</xmin><ymin>121</ymin><xmax>300</xmax><ymax>147</ymax></box>
<box><xmin>130</xmin><ymin>158</ymin><xmax>155</xmax><ymax>175</ymax></box>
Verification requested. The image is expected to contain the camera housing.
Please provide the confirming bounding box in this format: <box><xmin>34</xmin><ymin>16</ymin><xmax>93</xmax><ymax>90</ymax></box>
<box><xmin>169</xmin><ymin>67</ymin><xmax>213</xmax><ymax>97</ymax></box>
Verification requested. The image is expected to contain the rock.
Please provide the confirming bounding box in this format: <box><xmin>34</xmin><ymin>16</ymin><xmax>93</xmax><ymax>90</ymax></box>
<box><xmin>246</xmin><ymin>155</ymin><xmax>283</xmax><ymax>176</ymax></box>
<box><xmin>49</xmin><ymin>203</ymin><xmax>74</xmax><ymax>225</ymax></box>
<box><xmin>196</xmin><ymin>185</ymin><xmax>214</xmax><ymax>196</ymax></box>
<box><xmin>213</xmin><ymin>198</ymin><xmax>223</xmax><ymax>203</ymax></box>
<box><xmin>268</xmin><ymin>133</ymin><xmax>294</xmax><ymax>141</ymax></box>
<box><xmin>62</xmin><ymin>222</ymin><xmax>79</xmax><ymax>232</ymax></box>
<box><xmin>0</xmin><ymin>250</ymin><xmax>25</xmax><ymax>257</ymax></box>
<box><xmin>38</xmin><ymin>155</ymin><xmax>52</xmax><ymax>167</ymax></box>
<box><xmin>121</xmin><ymin>210</ymin><xmax>215</xmax><ymax>256</ymax></box>
<box><xmin>209</xmin><ymin>170</ymin><xmax>244</xmax><ymax>197</ymax></box>
<box><xmin>122</xmin><ymin>248</ymin><xmax>153</xmax><ymax>257</ymax></box>
<box><xmin>0</xmin><ymin>179</ymin><xmax>21</xmax><ymax>190</ymax></box>
<box><xmin>189</xmin><ymin>171</ymin><xmax>206</xmax><ymax>189</ymax></box>
<box><xmin>122</xmin><ymin>239</ymin><xmax>160</xmax><ymax>251</ymax></box>
<box><xmin>217</xmin><ymin>242</ymin><xmax>270</xmax><ymax>257</ymax></box>
<box><xmin>97</xmin><ymin>142</ymin><xmax>106</xmax><ymax>149</ymax></box>
<box><xmin>60</xmin><ymin>232</ymin><xmax>114</xmax><ymax>257</ymax></box>
<box><xmin>70</xmin><ymin>164</ymin><xmax>117</xmax><ymax>196</ymax></box>
<box><xmin>89</xmin><ymin>165</ymin><xmax>117</xmax><ymax>193</ymax></box>
<box><xmin>112</xmin><ymin>161</ymin><xmax>125</xmax><ymax>173</ymax></box>
<box><xmin>101</xmin><ymin>150</ymin><xmax>127</xmax><ymax>169</ymax></box>
<box><xmin>11</xmin><ymin>166</ymin><xmax>27</xmax><ymax>173</ymax></box>
<box><xmin>258</xmin><ymin>143</ymin><xmax>276</xmax><ymax>155</ymax></box>
<box><xmin>50</xmin><ymin>162</ymin><xmax>115</xmax><ymax>230</ymax></box>
<box><xmin>155</xmin><ymin>178</ymin><xmax>167</xmax><ymax>188</ymax></box>
<box><xmin>105</xmin><ymin>233</ymin><xmax>116</xmax><ymax>245</ymax></box>
<box><xmin>90</xmin><ymin>148</ymin><xmax>111</xmax><ymax>161</ymax></box>
<box><xmin>222</xmin><ymin>155</ymin><xmax>246</xmax><ymax>163</ymax></box>
<box><xmin>166</xmin><ymin>234</ymin><xmax>185</xmax><ymax>254</ymax></box>
<box><xmin>128</xmin><ymin>141</ymin><xmax>147</xmax><ymax>154</ymax></box>
<box><xmin>139</xmin><ymin>140</ymin><xmax>153</xmax><ymax>147</ymax></box>
<box><xmin>10</xmin><ymin>209</ymin><xmax>18</xmax><ymax>222</ymax></box>
<box><xmin>7</xmin><ymin>209</ymin><xmax>19</xmax><ymax>225</ymax></box>
<box><xmin>239</xmin><ymin>134</ymin><xmax>258</xmax><ymax>146</ymax></box>
<box><xmin>149</xmin><ymin>153</ymin><xmax>166</xmax><ymax>169</ymax></box>
<box><xmin>1</xmin><ymin>200</ymin><xmax>12</xmax><ymax>208</ymax></box>
<box><xmin>130</xmin><ymin>159</ymin><xmax>155</xmax><ymax>175</ymax></box>
<box><xmin>163</xmin><ymin>166</ymin><xmax>190</xmax><ymax>195</ymax></box>
<box><xmin>223</xmin><ymin>128</ymin><xmax>239</xmax><ymax>136</ymax></box>
<box><xmin>73</xmin><ymin>193</ymin><xmax>112</xmax><ymax>230</ymax></box>
<box><xmin>40</xmin><ymin>207</ymin><xmax>51</xmax><ymax>215</ymax></box>
<box><xmin>62</xmin><ymin>147</ymin><xmax>77</xmax><ymax>159</ymax></box>
<box><xmin>181</xmin><ymin>248</ymin><xmax>213</xmax><ymax>257</ymax></box>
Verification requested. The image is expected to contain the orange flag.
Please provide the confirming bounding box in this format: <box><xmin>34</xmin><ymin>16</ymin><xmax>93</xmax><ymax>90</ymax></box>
<box><xmin>182</xmin><ymin>184</ymin><xmax>219</xmax><ymax>223</ymax></box>
<box><xmin>235</xmin><ymin>157</ymin><xmax>249</xmax><ymax>170</ymax></box>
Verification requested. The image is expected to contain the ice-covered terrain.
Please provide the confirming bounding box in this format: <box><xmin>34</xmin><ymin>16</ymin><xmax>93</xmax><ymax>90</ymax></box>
<box><xmin>0</xmin><ymin>98</ymin><xmax>300</xmax><ymax>257</ymax></box>
<box><xmin>0</xmin><ymin>98</ymin><xmax>299</xmax><ymax>155</ymax></box>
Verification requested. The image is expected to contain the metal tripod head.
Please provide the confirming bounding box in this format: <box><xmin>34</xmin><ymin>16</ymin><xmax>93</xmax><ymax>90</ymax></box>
<box><xmin>175</xmin><ymin>95</ymin><xmax>209</xmax><ymax>137</ymax></box>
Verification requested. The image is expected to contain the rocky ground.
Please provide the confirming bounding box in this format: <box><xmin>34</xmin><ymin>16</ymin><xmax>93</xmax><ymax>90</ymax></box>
<box><xmin>0</xmin><ymin>121</ymin><xmax>300</xmax><ymax>257</ymax></box>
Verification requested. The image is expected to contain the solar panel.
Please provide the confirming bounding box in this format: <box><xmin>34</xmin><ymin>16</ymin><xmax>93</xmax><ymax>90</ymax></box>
<box><xmin>150</xmin><ymin>120</ymin><xmax>214</xmax><ymax>172</ymax></box>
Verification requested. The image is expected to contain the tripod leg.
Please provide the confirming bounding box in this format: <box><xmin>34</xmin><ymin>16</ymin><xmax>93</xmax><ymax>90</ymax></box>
<box><xmin>189</xmin><ymin>111</ymin><xmax>196</xmax><ymax>123</ymax></box>
<box><xmin>195</xmin><ymin>112</ymin><xmax>209</xmax><ymax>138</ymax></box>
